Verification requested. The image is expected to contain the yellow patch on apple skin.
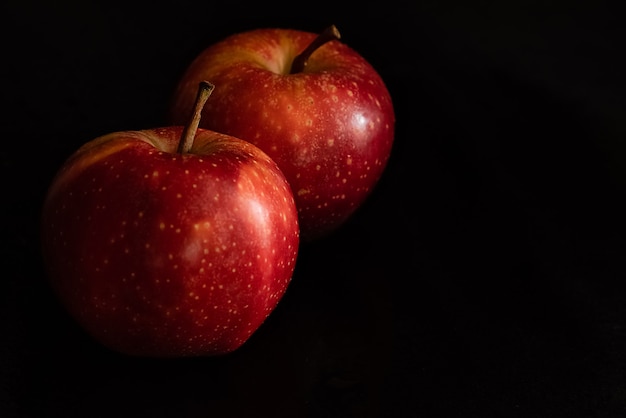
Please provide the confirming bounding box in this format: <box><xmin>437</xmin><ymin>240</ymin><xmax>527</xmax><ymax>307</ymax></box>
<box><xmin>46</xmin><ymin>139</ymin><xmax>133</xmax><ymax>198</ymax></box>
<box><xmin>46</xmin><ymin>129</ymin><xmax>183</xmax><ymax>201</ymax></box>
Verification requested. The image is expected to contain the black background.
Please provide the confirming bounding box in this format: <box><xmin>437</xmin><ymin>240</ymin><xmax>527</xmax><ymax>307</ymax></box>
<box><xmin>2</xmin><ymin>1</ymin><xmax>626</xmax><ymax>417</ymax></box>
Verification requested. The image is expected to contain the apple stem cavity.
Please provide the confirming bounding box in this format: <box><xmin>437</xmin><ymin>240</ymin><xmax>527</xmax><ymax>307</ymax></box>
<box><xmin>177</xmin><ymin>80</ymin><xmax>215</xmax><ymax>154</ymax></box>
<box><xmin>289</xmin><ymin>25</ymin><xmax>341</xmax><ymax>74</ymax></box>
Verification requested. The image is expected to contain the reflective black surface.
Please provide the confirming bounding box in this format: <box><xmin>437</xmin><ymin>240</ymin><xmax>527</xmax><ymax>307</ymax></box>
<box><xmin>3</xmin><ymin>2</ymin><xmax>626</xmax><ymax>417</ymax></box>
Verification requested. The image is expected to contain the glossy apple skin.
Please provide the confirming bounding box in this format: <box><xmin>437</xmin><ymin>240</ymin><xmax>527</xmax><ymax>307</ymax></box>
<box><xmin>40</xmin><ymin>127</ymin><xmax>299</xmax><ymax>357</ymax></box>
<box><xmin>168</xmin><ymin>28</ymin><xmax>395</xmax><ymax>241</ymax></box>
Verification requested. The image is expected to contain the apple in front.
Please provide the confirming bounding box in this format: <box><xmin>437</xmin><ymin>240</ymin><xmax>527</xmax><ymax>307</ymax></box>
<box><xmin>168</xmin><ymin>25</ymin><xmax>395</xmax><ymax>241</ymax></box>
<box><xmin>41</xmin><ymin>82</ymin><xmax>300</xmax><ymax>357</ymax></box>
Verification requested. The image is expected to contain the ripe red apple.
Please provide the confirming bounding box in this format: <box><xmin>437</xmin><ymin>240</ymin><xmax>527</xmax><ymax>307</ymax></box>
<box><xmin>168</xmin><ymin>25</ymin><xmax>395</xmax><ymax>241</ymax></box>
<box><xmin>40</xmin><ymin>81</ymin><xmax>300</xmax><ymax>357</ymax></box>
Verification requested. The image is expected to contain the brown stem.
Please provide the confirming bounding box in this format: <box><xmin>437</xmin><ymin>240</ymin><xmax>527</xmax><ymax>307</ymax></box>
<box><xmin>289</xmin><ymin>25</ymin><xmax>341</xmax><ymax>74</ymax></box>
<box><xmin>177</xmin><ymin>81</ymin><xmax>215</xmax><ymax>154</ymax></box>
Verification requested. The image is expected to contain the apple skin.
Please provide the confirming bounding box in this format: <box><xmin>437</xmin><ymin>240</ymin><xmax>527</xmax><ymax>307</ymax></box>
<box><xmin>168</xmin><ymin>27</ymin><xmax>395</xmax><ymax>241</ymax></box>
<box><xmin>40</xmin><ymin>126</ymin><xmax>300</xmax><ymax>357</ymax></box>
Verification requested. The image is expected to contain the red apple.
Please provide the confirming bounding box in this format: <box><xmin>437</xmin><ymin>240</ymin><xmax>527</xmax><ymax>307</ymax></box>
<box><xmin>40</xmin><ymin>81</ymin><xmax>300</xmax><ymax>357</ymax></box>
<box><xmin>168</xmin><ymin>25</ymin><xmax>395</xmax><ymax>241</ymax></box>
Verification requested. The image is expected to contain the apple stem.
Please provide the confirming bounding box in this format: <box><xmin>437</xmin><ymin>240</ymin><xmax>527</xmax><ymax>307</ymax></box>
<box><xmin>289</xmin><ymin>25</ymin><xmax>341</xmax><ymax>74</ymax></box>
<box><xmin>177</xmin><ymin>81</ymin><xmax>215</xmax><ymax>154</ymax></box>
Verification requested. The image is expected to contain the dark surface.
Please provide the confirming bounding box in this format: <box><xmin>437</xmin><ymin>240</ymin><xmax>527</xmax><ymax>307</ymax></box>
<box><xmin>2</xmin><ymin>1</ymin><xmax>626</xmax><ymax>417</ymax></box>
